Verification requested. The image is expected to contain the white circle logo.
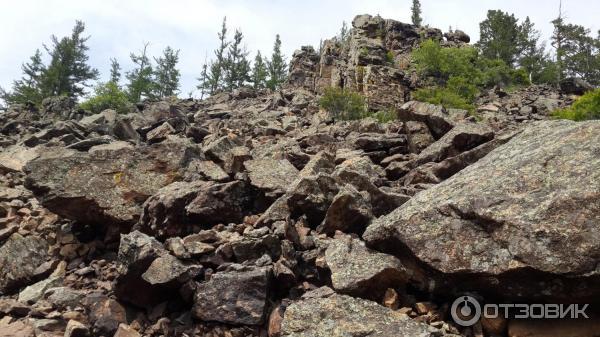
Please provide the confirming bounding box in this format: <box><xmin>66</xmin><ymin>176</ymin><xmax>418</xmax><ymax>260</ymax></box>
<box><xmin>451</xmin><ymin>296</ymin><xmax>481</xmax><ymax>326</ymax></box>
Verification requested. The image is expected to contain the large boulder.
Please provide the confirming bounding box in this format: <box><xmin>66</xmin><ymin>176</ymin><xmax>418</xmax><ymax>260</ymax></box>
<box><xmin>136</xmin><ymin>180</ymin><xmax>253</xmax><ymax>238</ymax></box>
<box><xmin>193</xmin><ymin>265</ymin><xmax>272</xmax><ymax>325</ymax></box>
<box><xmin>280</xmin><ymin>293</ymin><xmax>450</xmax><ymax>337</ymax></box>
<box><xmin>324</xmin><ymin>236</ymin><xmax>408</xmax><ymax>298</ymax></box>
<box><xmin>0</xmin><ymin>234</ymin><xmax>48</xmax><ymax>295</ymax></box>
<box><xmin>24</xmin><ymin>137</ymin><xmax>201</xmax><ymax>229</ymax></box>
<box><xmin>559</xmin><ymin>77</ymin><xmax>594</xmax><ymax>95</ymax></box>
<box><xmin>364</xmin><ymin>120</ymin><xmax>600</xmax><ymax>301</ymax></box>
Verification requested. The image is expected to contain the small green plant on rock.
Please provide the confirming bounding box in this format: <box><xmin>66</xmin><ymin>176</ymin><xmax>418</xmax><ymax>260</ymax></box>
<box><xmin>552</xmin><ymin>88</ymin><xmax>600</xmax><ymax>121</ymax></box>
<box><xmin>319</xmin><ymin>87</ymin><xmax>367</xmax><ymax>121</ymax></box>
<box><xmin>79</xmin><ymin>81</ymin><xmax>133</xmax><ymax>114</ymax></box>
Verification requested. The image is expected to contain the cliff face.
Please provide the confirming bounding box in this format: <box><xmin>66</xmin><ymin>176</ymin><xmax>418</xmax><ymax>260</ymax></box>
<box><xmin>0</xmin><ymin>14</ymin><xmax>597</xmax><ymax>337</ymax></box>
<box><xmin>287</xmin><ymin>14</ymin><xmax>469</xmax><ymax>110</ymax></box>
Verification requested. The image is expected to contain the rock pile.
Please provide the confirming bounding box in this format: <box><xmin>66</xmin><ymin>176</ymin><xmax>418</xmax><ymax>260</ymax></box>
<box><xmin>0</xmin><ymin>13</ymin><xmax>597</xmax><ymax>337</ymax></box>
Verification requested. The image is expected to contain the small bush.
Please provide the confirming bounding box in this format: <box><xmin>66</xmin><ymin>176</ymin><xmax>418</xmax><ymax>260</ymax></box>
<box><xmin>319</xmin><ymin>87</ymin><xmax>367</xmax><ymax>120</ymax></box>
<box><xmin>385</xmin><ymin>51</ymin><xmax>395</xmax><ymax>64</ymax></box>
<box><xmin>369</xmin><ymin>109</ymin><xmax>397</xmax><ymax>123</ymax></box>
<box><xmin>552</xmin><ymin>88</ymin><xmax>600</xmax><ymax>121</ymax></box>
<box><xmin>79</xmin><ymin>81</ymin><xmax>133</xmax><ymax>114</ymax></box>
<box><xmin>413</xmin><ymin>87</ymin><xmax>475</xmax><ymax>112</ymax></box>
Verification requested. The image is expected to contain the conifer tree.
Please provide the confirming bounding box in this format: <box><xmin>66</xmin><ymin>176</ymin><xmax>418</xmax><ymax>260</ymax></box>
<box><xmin>126</xmin><ymin>42</ymin><xmax>154</xmax><ymax>102</ymax></box>
<box><xmin>411</xmin><ymin>0</ymin><xmax>423</xmax><ymax>26</ymax></box>
<box><xmin>197</xmin><ymin>53</ymin><xmax>210</xmax><ymax>99</ymax></box>
<box><xmin>153</xmin><ymin>46</ymin><xmax>181</xmax><ymax>97</ymax></box>
<box><xmin>266</xmin><ymin>34</ymin><xmax>288</xmax><ymax>90</ymax></box>
<box><xmin>251</xmin><ymin>51</ymin><xmax>268</xmax><ymax>89</ymax></box>
<box><xmin>109</xmin><ymin>58</ymin><xmax>121</xmax><ymax>84</ymax></box>
<box><xmin>2</xmin><ymin>49</ymin><xmax>46</xmax><ymax>105</ymax></box>
<box><xmin>207</xmin><ymin>17</ymin><xmax>229</xmax><ymax>94</ymax></box>
<box><xmin>477</xmin><ymin>10</ymin><xmax>520</xmax><ymax>65</ymax></box>
<box><xmin>224</xmin><ymin>29</ymin><xmax>251</xmax><ymax>90</ymax></box>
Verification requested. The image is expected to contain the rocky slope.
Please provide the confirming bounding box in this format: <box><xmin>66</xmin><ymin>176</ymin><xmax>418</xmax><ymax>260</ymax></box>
<box><xmin>0</xmin><ymin>14</ymin><xmax>597</xmax><ymax>337</ymax></box>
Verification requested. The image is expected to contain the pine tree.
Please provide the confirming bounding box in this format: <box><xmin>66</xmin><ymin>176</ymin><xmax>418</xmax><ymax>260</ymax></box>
<box><xmin>551</xmin><ymin>1</ymin><xmax>566</xmax><ymax>83</ymax></box>
<box><xmin>40</xmin><ymin>20</ymin><xmax>99</xmax><ymax>99</ymax></box>
<box><xmin>153</xmin><ymin>46</ymin><xmax>181</xmax><ymax>98</ymax></box>
<box><xmin>338</xmin><ymin>21</ymin><xmax>350</xmax><ymax>45</ymax></box>
<box><xmin>126</xmin><ymin>42</ymin><xmax>154</xmax><ymax>102</ymax></box>
<box><xmin>109</xmin><ymin>58</ymin><xmax>121</xmax><ymax>84</ymax></box>
<box><xmin>207</xmin><ymin>17</ymin><xmax>229</xmax><ymax>94</ymax></box>
<box><xmin>196</xmin><ymin>53</ymin><xmax>210</xmax><ymax>99</ymax></box>
<box><xmin>477</xmin><ymin>10</ymin><xmax>520</xmax><ymax>66</ymax></box>
<box><xmin>2</xmin><ymin>49</ymin><xmax>46</xmax><ymax>105</ymax></box>
<box><xmin>224</xmin><ymin>29</ymin><xmax>251</xmax><ymax>90</ymax></box>
<box><xmin>517</xmin><ymin>17</ymin><xmax>547</xmax><ymax>83</ymax></box>
<box><xmin>411</xmin><ymin>0</ymin><xmax>423</xmax><ymax>26</ymax></box>
<box><xmin>251</xmin><ymin>51</ymin><xmax>268</xmax><ymax>89</ymax></box>
<box><xmin>266</xmin><ymin>34</ymin><xmax>288</xmax><ymax>90</ymax></box>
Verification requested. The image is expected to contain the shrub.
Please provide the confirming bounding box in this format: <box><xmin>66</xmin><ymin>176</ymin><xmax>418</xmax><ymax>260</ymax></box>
<box><xmin>369</xmin><ymin>109</ymin><xmax>396</xmax><ymax>123</ymax></box>
<box><xmin>385</xmin><ymin>51</ymin><xmax>395</xmax><ymax>64</ymax></box>
<box><xmin>552</xmin><ymin>88</ymin><xmax>600</xmax><ymax>121</ymax></box>
<box><xmin>413</xmin><ymin>87</ymin><xmax>475</xmax><ymax>112</ymax></box>
<box><xmin>79</xmin><ymin>81</ymin><xmax>133</xmax><ymax>114</ymax></box>
<box><xmin>319</xmin><ymin>87</ymin><xmax>367</xmax><ymax>120</ymax></box>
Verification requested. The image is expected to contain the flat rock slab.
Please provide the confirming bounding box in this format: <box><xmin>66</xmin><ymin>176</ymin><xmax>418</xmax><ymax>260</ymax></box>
<box><xmin>280</xmin><ymin>293</ymin><xmax>449</xmax><ymax>337</ymax></box>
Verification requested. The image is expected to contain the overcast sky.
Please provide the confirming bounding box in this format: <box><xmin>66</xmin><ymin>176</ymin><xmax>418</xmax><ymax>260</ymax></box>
<box><xmin>0</xmin><ymin>0</ymin><xmax>597</xmax><ymax>97</ymax></box>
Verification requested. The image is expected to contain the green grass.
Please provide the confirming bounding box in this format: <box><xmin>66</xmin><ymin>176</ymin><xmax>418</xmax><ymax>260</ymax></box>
<box><xmin>552</xmin><ymin>88</ymin><xmax>600</xmax><ymax>121</ymax></box>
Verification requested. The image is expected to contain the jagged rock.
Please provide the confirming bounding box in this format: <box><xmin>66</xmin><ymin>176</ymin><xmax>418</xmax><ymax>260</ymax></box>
<box><xmin>280</xmin><ymin>293</ymin><xmax>449</xmax><ymax>337</ymax></box>
<box><xmin>141</xmin><ymin>254</ymin><xmax>200</xmax><ymax>285</ymax></box>
<box><xmin>404</xmin><ymin>121</ymin><xmax>435</xmax><ymax>153</ymax></box>
<box><xmin>298</xmin><ymin>151</ymin><xmax>335</xmax><ymax>177</ymax></box>
<box><xmin>559</xmin><ymin>77</ymin><xmax>594</xmax><ymax>95</ymax></box>
<box><xmin>136</xmin><ymin>180</ymin><xmax>253</xmax><ymax>238</ymax></box>
<box><xmin>0</xmin><ymin>145</ymin><xmax>47</xmax><ymax>173</ymax></box>
<box><xmin>40</xmin><ymin>96</ymin><xmax>77</xmax><ymax>120</ymax></box>
<box><xmin>193</xmin><ymin>265</ymin><xmax>272</xmax><ymax>325</ymax></box>
<box><xmin>187</xmin><ymin>160</ymin><xmax>229</xmax><ymax>182</ymax></box>
<box><xmin>43</xmin><ymin>286</ymin><xmax>84</xmax><ymax>309</ymax></box>
<box><xmin>0</xmin><ymin>299</ymin><xmax>29</xmax><ymax>316</ymax></box>
<box><xmin>0</xmin><ymin>320</ymin><xmax>35</xmax><ymax>337</ymax></box>
<box><xmin>64</xmin><ymin>320</ymin><xmax>90</xmax><ymax>337</ymax></box>
<box><xmin>444</xmin><ymin>29</ymin><xmax>470</xmax><ymax>43</ymax></box>
<box><xmin>203</xmin><ymin>135</ymin><xmax>240</xmax><ymax>163</ymax></box>
<box><xmin>83</xmin><ymin>294</ymin><xmax>127</xmax><ymax>336</ymax></box>
<box><xmin>18</xmin><ymin>276</ymin><xmax>62</xmax><ymax>304</ymax></box>
<box><xmin>24</xmin><ymin>137</ymin><xmax>201</xmax><ymax>228</ymax></box>
<box><xmin>286</xmin><ymin>174</ymin><xmax>340</xmax><ymax>226</ymax></box>
<box><xmin>244</xmin><ymin>159</ymin><xmax>299</xmax><ymax>197</ymax></box>
<box><xmin>324</xmin><ymin>236</ymin><xmax>407</xmax><ymax>298</ymax></box>
<box><xmin>317</xmin><ymin>184</ymin><xmax>372</xmax><ymax>235</ymax></box>
<box><xmin>398</xmin><ymin>101</ymin><xmax>468</xmax><ymax>138</ymax></box>
<box><xmin>0</xmin><ymin>234</ymin><xmax>48</xmax><ymax>295</ymax></box>
<box><xmin>146</xmin><ymin>121</ymin><xmax>176</xmax><ymax>143</ymax></box>
<box><xmin>113</xmin><ymin>324</ymin><xmax>141</xmax><ymax>337</ymax></box>
<box><xmin>365</xmin><ymin>120</ymin><xmax>600</xmax><ymax>301</ymax></box>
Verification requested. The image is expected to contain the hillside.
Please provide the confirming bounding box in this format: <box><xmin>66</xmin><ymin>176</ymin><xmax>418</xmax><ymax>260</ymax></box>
<box><xmin>0</xmin><ymin>14</ymin><xmax>599</xmax><ymax>337</ymax></box>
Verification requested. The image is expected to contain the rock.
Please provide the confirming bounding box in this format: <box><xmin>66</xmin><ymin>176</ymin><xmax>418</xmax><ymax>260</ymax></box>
<box><xmin>18</xmin><ymin>277</ymin><xmax>63</xmax><ymax>305</ymax></box>
<box><xmin>444</xmin><ymin>29</ymin><xmax>470</xmax><ymax>43</ymax></box>
<box><xmin>0</xmin><ymin>320</ymin><xmax>35</xmax><ymax>337</ymax></box>
<box><xmin>404</xmin><ymin>121</ymin><xmax>435</xmax><ymax>153</ymax></box>
<box><xmin>0</xmin><ymin>299</ymin><xmax>30</xmax><ymax>316</ymax></box>
<box><xmin>193</xmin><ymin>265</ymin><xmax>272</xmax><ymax>325</ymax></box>
<box><xmin>559</xmin><ymin>77</ymin><xmax>594</xmax><ymax>95</ymax></box>
<box><xmin>187</xmin><ymin>160</ymin><xmax>229</xmax><ymax>182</ymax></box>
<box><xmin>0</xmin><ymin>145</ymin><xmax>43</xmax><ymax>173</ymax></box>
<box><xmin>83</xmin><ymin>295</ymin><xmax>127</xmax><ymax>336</ymax></box>
<box><xmin>244</xmin><ymin>159</ymin><xmax>299</xmax><ymax>197</ymax></box>
<box><xmin>0</xmin><ymin>234</ymin><xmax>48</xmax><ymax>295</ymax></box>
<box><xmin>280</xmin><ymin>293</ymin><xmax>447</xmax><ymax>337</ymax></box>
<box><xmin>41</xmin><ymin>96</ymin><xmax>77</xmax><ymax>120</ymax></box>
<box><xmin>113</xmin><ymin>324</ymin><xmax>141</xmax><ymax>337</ymax></box>
<box><xmin>286</xmin><ymin>174</ymin><xmax>339</xmax><ymax>226</ymax></box>
<box><xmin>324</xmin><ymin>236</ymin><xmax>407</xmax><ymax>298</ymax></box>
<box><xmin>364</xmin><ymin>120</ymin><xmax>600</xmax><ymax>301</ymax></box>
<box><xmin>64</xmin><ymin>320</ymin><xmax>89</xmax><ymax>337</ymax></box>
<box><xmin>398</xmin><ymin>101</ymin><xmax>467</xmax><ymax>138</ymax></box>
<box><xmin>43</xmin><ymin>287</ymin><xmax>83</xmax><ymax>309</ymax></box>
<box><xmin>141</xmin><ymin>254</ymin><xmax>200</xmax><ymax>285</ymax></box>
<box><xmin>146</xmin><ymin>122</ymin><xmax>176</xmax><ymax>143</ymax></box>
<box><xmin>25</xmin><ymin>137</ymin><xmax>201</xmax><ymax>228</ymax></box>
<box><xmin>203</xmin><ymin>135</ymin><xmax>239</xmax><ymax>163</ymax></box>
<box><xmin>316</xmin><ymin>184</ymin><xmax>373</xmax><ymax>235</ymax></box>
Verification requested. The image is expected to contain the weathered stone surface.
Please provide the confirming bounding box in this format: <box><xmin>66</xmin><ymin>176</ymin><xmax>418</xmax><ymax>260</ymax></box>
<box><xmin>398</xmin><ymin>101</ymin><xmax>467</xmax><ymax>138</ymax></box>
<box><xmin>141</xmin><ymin>254</ymin><xmax>200</xmax><ymax>285</ymax></box>
<box><xmin>365</xmin><ymin>120</ymin><xmax>600</xmax><ymax>300</ymax></box>
<box><xmin>559</xmin><ymin>77</ymin><xmax>594</xmax><ymax>95</ymax></box>
<box><xmin>0</xmin><ymin>234</ymin><xmax>48</xmax><ymax>295</ymax></box>
<box><xmin>280</xmin><ymin>293</ymin><xmax>447</xmax><ymax>337</ymax></box>
<box><xmin>193</xmin><ymin>265</ymin><xmax>272</xmax><ymax>325</ymax></box>
<box><xmin>324</xmin><ymin>236</ymin><xmax>407</xmax><ymax>298</ymax></box>
<box><xmin>245</xmin><ymin>159</ymin><xmax>299</xmax><ymax>197</ymax></box>
<box><xmin>317</xmin><ymin>184</ymin><xmax>372</xmax><ymax>235</ymax></box>
<box><xmin>0</xmin><ymin>320</ymin><xmax>35</xmax><ymax>337</ymax></box>
<box><xmin>24</xmin><ymin>137</ymin><xmax>201</xmax><ymax>227</ymax></box>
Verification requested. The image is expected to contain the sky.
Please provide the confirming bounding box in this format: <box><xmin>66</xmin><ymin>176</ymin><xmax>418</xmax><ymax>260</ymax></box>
<box><xmin>0</xmin><ymin>0</ymin><xmax>597</xmax><ymax>97</ymax></box>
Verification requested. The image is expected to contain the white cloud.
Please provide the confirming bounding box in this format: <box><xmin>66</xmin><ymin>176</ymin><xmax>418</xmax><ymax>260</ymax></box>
<box><xmin>0</xmin><ymin>0</ymin><xmax>597</xmax><ymax>97</ymax></box>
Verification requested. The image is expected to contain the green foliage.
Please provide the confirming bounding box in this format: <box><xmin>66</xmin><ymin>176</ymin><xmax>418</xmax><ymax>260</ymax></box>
<box><xmin>369</xmin><ymin>109</ymin><xmax>397</xmax><ymax>123</ymax></box>
<box><xmin>385</xmin><ymin>51</ymin><xmax>395</xmax><ymax>64</ymax></box>
<box><xmin>224</xmin><ymin>30</ymin><xmax>251</xmax><ymax>90</ymax></box>
<box><xmin>126</xmin><ymin>42</ymin><xmax>154</xmax><ymax>102</ymax></box>
<box><xmin>109</xmin><ymin>58</ymin><xmax>121</xmax><ymax>84</ymax></box>
<box><xmin>79</xmin><ymin>81</ymin><xmax>133</xmax><ymax>114</ymax></box>
<box><xmin>153</xmin><ymin>46</ymin><xmax>181</xmax><ymax>98</ymax></box>
<box><xmin>267</xmin><ymin>34</ymin><xmax>288</xmax><ymax>90</ymax></box>
<box><xmin>413</xmin><ymin>87</ymin><xmax>475</xmax><ymax>112</ymax></box>
<box><xmin>552</xmin><ymin>88</ymin><xmax>600</xmax><ymax>121</ymax></box>
<box><xmin>411</xmin><ymin>0</ymin><xmax>423</xmax><ymax>26</ymax></box>
<box><xmin>319</xmin><ymin>87</ymin><xmax>367</xmax><ymax>120</ymax></box>
<box><xmin>477</xmin><ymin>10</ymin><xmax>520</xmax><ymax>65</ymax></box>
<box><xmin>251</xmin><ymin>51</ymin><xmax>268</xmax><ymax>89</ymax></box>
<box><xmin>2</xmin><ymin>49</ymin><xmax>45</xmax><ymax>105</ymax></box>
